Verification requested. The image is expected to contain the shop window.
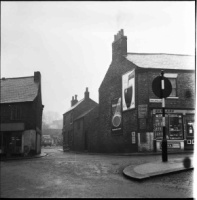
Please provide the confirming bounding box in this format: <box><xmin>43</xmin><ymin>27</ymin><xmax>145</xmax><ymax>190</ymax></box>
<box><xmin>169</xmin><ymin>114</ymin><xmax>183</xmax><ymax>140</ymax></box>
<box><xmin>153</xmin><ymin>114</ymin><xmax>169</xmax><ymax>140</ymax></box>
<box><xmin>153</xmin><ymin>113</ymin><xmax>183</xmax><ymax>140</ymax></box>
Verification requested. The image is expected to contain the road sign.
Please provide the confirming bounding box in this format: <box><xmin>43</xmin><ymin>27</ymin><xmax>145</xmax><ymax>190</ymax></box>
<box><xmin>152</xmin><ymin>76</ymin><xmax>172</xmax><ymax>98</ymax></box>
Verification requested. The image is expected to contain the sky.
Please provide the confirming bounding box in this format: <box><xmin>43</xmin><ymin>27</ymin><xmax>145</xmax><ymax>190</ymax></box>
<box><xmin>1</xmin><ymin>1</ymin><xmax>195</xmax><ymax>119</ymax></box>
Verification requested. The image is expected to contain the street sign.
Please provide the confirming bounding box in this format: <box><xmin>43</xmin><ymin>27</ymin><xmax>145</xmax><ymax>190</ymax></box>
<box><xmin>152</xmin><ymin>76</ymin><xmax>172</xmax><ymax>98</ymax></box>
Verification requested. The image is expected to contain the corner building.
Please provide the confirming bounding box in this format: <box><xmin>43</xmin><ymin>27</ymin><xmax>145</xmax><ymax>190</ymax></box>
<box><xmin>98</xmin><ymin>29</ymin><xmax>195</xmax><ymax>153</ymax></box>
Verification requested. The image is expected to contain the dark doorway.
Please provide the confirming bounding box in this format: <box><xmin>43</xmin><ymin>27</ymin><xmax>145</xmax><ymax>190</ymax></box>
<box><xmin>1</xmin><ymin>132</ymin><xmax>22</xmax><ymax>155</ymax></box>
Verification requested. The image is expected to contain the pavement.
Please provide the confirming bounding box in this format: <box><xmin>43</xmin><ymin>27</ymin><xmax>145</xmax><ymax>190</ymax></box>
<box><xmin>123</xmin><ymin>157</ymin><xmax>194</xmax><ymax>180</ymax></box>
<box><xmin>0</xmin><ymin>152</ymin><xmax>47</xmax><ymax>161</ymax></box>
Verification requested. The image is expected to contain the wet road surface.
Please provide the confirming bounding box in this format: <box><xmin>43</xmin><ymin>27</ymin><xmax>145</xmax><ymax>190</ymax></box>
<box><xmin>0</xmin><ymin>147</ymin><xmax>194</xmax><ymax>198</ymax></box>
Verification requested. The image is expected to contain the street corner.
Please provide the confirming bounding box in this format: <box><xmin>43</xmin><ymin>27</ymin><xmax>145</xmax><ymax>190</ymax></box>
<box><xmin>123</xmin><ymin>158</ymin><xmax>194</xmax><ymax>181</ymax></box>
<box><xmin>123</xmin><ymin>165</ymin><xmax>150</xmax><ymax>181</ymax></box>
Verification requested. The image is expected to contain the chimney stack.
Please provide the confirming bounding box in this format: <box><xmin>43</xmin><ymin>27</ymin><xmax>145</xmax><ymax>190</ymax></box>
<box><xmin>71</xmin><ymin>96</ymin><xmax>75</xmax><ymax>106</ymax></box>
<box><xmin>71</xmin><ymin>95</ymin><xmax>78</xmax><ymax>107</ymax></box>
<box><xmin>34</xmin><ymin>71</ymin><xmax>41</xmax><ymax>82</ymax></box>
<box><xmin>84</xmin><ymin>87</ymin><xmax>89</xmax><ymax>99</ymax></box>
<box><xmin>112</xmin><ymin>29</ymin><xmax>127</xmax><ymax>61</ymax></box>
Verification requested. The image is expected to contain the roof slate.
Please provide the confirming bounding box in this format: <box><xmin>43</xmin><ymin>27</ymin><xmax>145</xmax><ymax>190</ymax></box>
<box><xmin>125</xmin><ymin>53</ymin><xmax>195</xmax><ymax>70</ymax></box>
<box><xmin>0</xmin><ymin>76</ymin><xmax>39</xmax><ymax>104</ymax></box>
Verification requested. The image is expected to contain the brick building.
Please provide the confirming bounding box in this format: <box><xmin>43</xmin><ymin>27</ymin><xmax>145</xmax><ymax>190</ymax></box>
<box><xmin>62</xmin><ymin>88</ymin><xmax>98</xmax><ymax>151</ymax></box>
<box><xmin>0</xmin><ymin>72</ymin><xmax>44</xmax><ymax>156</ymax></box>
<box><xmin>98</xmin><ymin>29</ymin><xmax>195</xmax><ymax>153</ymax></box>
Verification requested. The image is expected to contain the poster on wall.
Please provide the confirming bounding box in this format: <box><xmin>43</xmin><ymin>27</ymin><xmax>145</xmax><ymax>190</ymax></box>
<box><xmin>111</xmin><ymin>97</ymin><xmax>122</xmax><ymax>133</ymax></box>
<box><xmin>122</xmin><ymin>70</ymin><xmax>135</xmax><ymax>111</ymax></box>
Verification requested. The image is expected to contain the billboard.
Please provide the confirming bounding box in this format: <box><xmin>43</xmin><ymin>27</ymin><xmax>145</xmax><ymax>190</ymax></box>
<box><xmin>111</xmin><ymin>97</ymin><xmax>122</xmax><ymax>133</ymax></box>
<box><xmin>122</xmin><ymin>70</ymin><xmax>135</xmax><ymax>111</ymax></box>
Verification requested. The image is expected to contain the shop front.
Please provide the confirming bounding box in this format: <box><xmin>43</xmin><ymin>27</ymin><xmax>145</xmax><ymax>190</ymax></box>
<box><xmin>152</xmin><ymin>109</ymin><xmax>195</xmax><ymax>152</ymax></box>
<box><xmin>0</xmin><ymin>123</ymin><xmax>24</xmax><ymax>156</ymax></box>
<box><xmin>0</xmin><ymin>123</ymin><xmax>39</xmax><ymax>156</ymax></box>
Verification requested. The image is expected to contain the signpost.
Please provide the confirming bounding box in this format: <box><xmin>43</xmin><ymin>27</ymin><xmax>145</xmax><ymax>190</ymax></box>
<box><xmin>152</xmin><ymin>70</ymin><xmax>172</xmax><ymax>162</ymax></box>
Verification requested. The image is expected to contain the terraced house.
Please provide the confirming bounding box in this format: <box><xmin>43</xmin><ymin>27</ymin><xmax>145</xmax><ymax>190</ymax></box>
<box><xmin>0</xmin><ymin>72</ymin><xmax>44</xmax><ymax>156</ymax></box>
<box><xmin>62</xmin><ymin>88</ymin><xmax>98</xmax><ymax>152</ymax></box>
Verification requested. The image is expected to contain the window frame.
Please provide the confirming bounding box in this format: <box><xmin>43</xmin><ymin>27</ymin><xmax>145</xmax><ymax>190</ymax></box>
<box><xmin>164</xmin><ymin>73</ymin><xmax>178</xmax><ymax>98</ymax></box>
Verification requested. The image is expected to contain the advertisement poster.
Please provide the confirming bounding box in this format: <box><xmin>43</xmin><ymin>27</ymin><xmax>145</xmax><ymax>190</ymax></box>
<box><xmin>122</xmin><ymin>70</ymin><xmax>135</xmax><ymax>111</ymax></box>
<box><xmin>111</xmin><ymin>97</ymin><xmax>122</xmax><ymax>133</ymax></box>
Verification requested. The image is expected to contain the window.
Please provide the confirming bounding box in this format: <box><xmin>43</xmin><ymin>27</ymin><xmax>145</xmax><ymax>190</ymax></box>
<box><xmin>168</xmin><ymin>114</ymin><xmax>183</xmax><ymax>139</ymax></box>
<box><xmin>168</xmin><ymin>78</ymin><xmax>177</xmax><ymax>97</ymax></box>
<box><xmin>153</xmin><ymin>113</ymin><xmax>183</xmax><ymax>140</ymax></box>
<box><xmin>10</xmin><ymin>105</ymin><xmax>22</xmax><ymax>120</ymax></box>
<box><xmin>164</xmin><ymin>74</ymin><xmax>177</xmax><ymax>98</ymax></box>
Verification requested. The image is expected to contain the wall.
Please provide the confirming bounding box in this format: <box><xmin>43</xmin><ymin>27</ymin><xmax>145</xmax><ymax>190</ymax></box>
<box><xmin>99</xmin><ymin>43</ymin><xmax>138</xmax><ymax>153</ymax></box>
<box><xmin>23</xmin><ymin>130</ymin><xmax>36</xmax><ymax>153</ymax></box>
<box><xmin>73</xmin><ymin>118</ymin><xmax>84</xmax><ymax>151</ymax></box>
<box><xmin>84</xmin><ymin>106</ymin><xmax>99</xmax><ymax>152</ymax></box>
<box><xmin>1</xmin><ymin>102</ymin><xmax>37</xmax><ymax>130</ymax></box>
<box><xmin>62</xmin><ymin>98</ymin><xmax>98</xmax><ymax>150</ymax></box>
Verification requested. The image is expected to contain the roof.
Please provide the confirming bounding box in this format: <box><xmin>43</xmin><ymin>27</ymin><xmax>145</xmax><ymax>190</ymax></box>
<box><xmin>74</xmin><ymin>107</ymin><xmax>96</xmax><ymax>121</ymax></box>
<box><xmin>0</xmin><ymin>76</ymin><xmax>39</xmax><ymax>104</ymax></box>
<box><xmin>125</xmin><ymin>53</ymin><xmax>195</xmax><ymax>70</ymax></box>
<box><xmin>64</xmin><ymin>98</ymin><xmax>84</xmax><ymax>114</ymax></box>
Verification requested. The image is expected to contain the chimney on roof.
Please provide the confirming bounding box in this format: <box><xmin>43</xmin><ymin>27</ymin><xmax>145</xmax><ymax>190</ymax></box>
<box><xmin>84</xmin><ymin>87</ymin><xmax>89</xmax><ymax>99</ymax></box>
<box><xmin>34</xmin><ymin>71</ymin><xmax>41</xmax><ymax>82</ymax></box>
<box><xmin>71</xmin><ymin>96</ymin><xmax>75</xmax><ymax>107</ymax></box>
<box><xmin>112</xmin><ymin>29</ymin><xmax>127</xmax><ymax>61</ymax></box>
<box><xmin>71</xmin><ymin>95</ymin><xmax>78</xmax><ymax>107</ymax></box>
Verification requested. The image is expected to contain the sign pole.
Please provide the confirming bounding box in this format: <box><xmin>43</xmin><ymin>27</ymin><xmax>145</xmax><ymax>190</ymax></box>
<box><xmin>161</xmin><ymin>70</ymin><xmax>168</xmax><ymax>162</ymax></box>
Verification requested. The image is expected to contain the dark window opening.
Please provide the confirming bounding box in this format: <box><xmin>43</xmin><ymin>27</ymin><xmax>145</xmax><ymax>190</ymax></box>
<box><xmin>10</xmin><ymin>105</ymin><xmax>22</xmax><ymax>120</ymax></box>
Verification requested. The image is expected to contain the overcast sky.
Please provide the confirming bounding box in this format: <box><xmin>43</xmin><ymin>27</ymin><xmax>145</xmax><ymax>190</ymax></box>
<box><xmin>1</xmin><ymin>1</ymin><xmax>195</xmax><ymax>119</ymax></box>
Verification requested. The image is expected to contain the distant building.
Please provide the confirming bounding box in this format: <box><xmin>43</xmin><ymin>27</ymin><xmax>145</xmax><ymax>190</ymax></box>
<box><xmin>98</xmin><ymin>29</ymin><xmax>195</xmax><ymax>153</ymax></box>
<box><xmin>42</xmin><ymin>135</ymin><xmax>53</xmax><ymax>146</ymax></box>
<box><xmin>62</xmin><ymin>88</ymin><xmax>98</xmax><ymax>151</ymax></box>
<box><xmin>0</xmin><ymin>72</ymin><xmax>44</xmax><ymax>156</ymax></box>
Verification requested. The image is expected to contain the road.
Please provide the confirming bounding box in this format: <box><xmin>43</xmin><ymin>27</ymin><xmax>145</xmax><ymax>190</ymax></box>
<box><xmin>0</xmin><ymin>147</ymin><xmax>194</xmax><ymax>198</ymax></box>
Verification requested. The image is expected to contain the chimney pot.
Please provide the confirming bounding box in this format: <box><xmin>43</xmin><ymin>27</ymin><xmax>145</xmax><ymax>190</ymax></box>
<box><xmin>85</xmin><ymin>87</ymin><xmax>89</xmax><ymax>99</ymax></box>
<box><xmin>75</xmin><ymin>95</ymin><xmax>77</xmax><ymax>100</ymax></box>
